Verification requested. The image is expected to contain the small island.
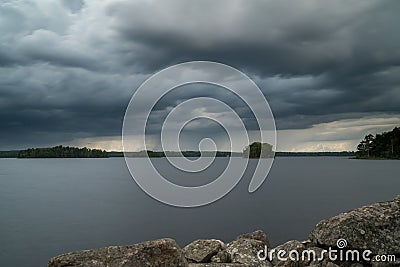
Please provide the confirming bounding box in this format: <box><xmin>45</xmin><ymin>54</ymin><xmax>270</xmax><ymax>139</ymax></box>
<box><xmin>18</xmin><ymin>145</ymin><xmax>108</xmax><ymax>158</ymax></box>
<box><xmin>356</xmin><ymin>127</ymin><xmax>400</xmax><ymax>159</ymax></box>
<box><xmin>243</xmin><ymin>142</ymin><xmax>275</xmax><ymax>158</ymax></box>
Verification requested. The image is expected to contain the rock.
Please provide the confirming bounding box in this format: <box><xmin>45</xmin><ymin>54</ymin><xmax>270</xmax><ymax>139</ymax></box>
<box><xmin>306</xmin><ymin>246</ymin><xmax>333</xmax><ymax>267</ymax></box>
<box><xmin>309</xmin><ymin>263</ymin><xmax>340</xmax><ymax>267</ymax></box>
<box><xmin>236</xmin><ymin>230</ymin><xmax>271</xmax><ymax>247</ymax></box>
<box><xmin>188</xmin><ymin>264</ymin><xmax>244</xmax><ymax>267</ymax></box>
<box><xmin>211</xmin><ymin>250</ymin><xmax>231</xmax><ymax>263</ymax></box>
<box><xmin>47</xmin><ymin>238</ymin><xmax>188</xmax><ymax>267</ymax></box>
<box><xmin>338</xmin><ymin>264</ymin><xmax>365</xmax><ymax>267</ymax></box>
<box><xmin>271</xmin><ymin>240</ymin><xmax>307</xmax><ymax>266</ymax></box>
<box><xmin>371</xmin><ymin>260</ymin><xmax>400</xmax><ymax>267</ymax></box>
<box><xmin>301</xmin><ymin>239</ymin><xmax>312</xmax><ymax>248</ymax></box>
<box><xmin>183</xmin><ymin>239</ymin><xmax>225</xmax><ymax>263</ymax></box>
<box><xmin>274</xmin><ymin>240</ymin><xmax>305</xmax><ymax>252</ymax></box>
<box><xmin>340</xmin><ymin>263</ymin><xmax>374</xmax><ymax>267</ymax></box>
<box><xmin>345</xmin><ymin>264</ymin><xmax>365</xmax><ymax>267</ymax></box>
<box><xmin>226</xmin><ymin>238</ymin><xmax>272</xmax><ymax>267</ymax></box>
<box><xmin>309</xmin><ymin>196</ymin><xmax>400</xmax><ymax>255</ymax></box>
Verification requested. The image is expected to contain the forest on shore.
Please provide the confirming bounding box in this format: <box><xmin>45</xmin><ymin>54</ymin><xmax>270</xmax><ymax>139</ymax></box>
<box><xmin>17</xmin><ymin>145</ymin><xmax>108</xmax><ymax>158</ymax></box>
<box><xmin>356</xmin><ymin>127</ymin><xmax>400</xmax><ymax>159</ymax></box>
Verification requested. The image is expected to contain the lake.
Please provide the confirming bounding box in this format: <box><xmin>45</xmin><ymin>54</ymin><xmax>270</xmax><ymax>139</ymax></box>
<box><xmin>0</xmin><ymin>157</ymin><xmax>399</xmax><ymax>267</ymax></box>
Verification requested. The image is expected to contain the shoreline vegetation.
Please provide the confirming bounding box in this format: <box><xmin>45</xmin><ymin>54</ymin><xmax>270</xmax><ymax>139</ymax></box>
<box><xmin>17</xmin><ymin>146</ymin><xmax>108</xmax><ymax>158</ymax></box>
<box><xmin>0</xmin><ymin>147</ymin><xmax>355</xmax><ymax>159</ymax></box>
<box><xmin>355</xmin><ymin>127</ymin><xmax>400</xmax><ymax>160</ymax></box>
<box><xmin>1</xmin><ymin>126</ymin><xmax>398</xmax><ymax>159</ymax></box>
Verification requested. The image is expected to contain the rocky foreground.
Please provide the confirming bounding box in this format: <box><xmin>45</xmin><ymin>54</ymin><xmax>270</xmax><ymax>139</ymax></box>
<box><xmin>47</xmin><ymin>196</ymin><xmax>400</xmax><ymax>267</ymax></box>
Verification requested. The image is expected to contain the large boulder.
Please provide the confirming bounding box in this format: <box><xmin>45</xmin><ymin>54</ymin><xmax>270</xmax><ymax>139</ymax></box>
<box><xmin>210</xmin><ymin>250</ymin><xmax>231</xmax><ymax>263</ymax></box>
<box><xmin>306</xmin><ymin>246</ymin><xmax>333</xmax><ymax>267</ymax></box>
<box><xmin>309</xmin><ymin>195</ymin><xmax>400</xmax><ymax>255</ymax></box>
<box><xmin>47</xmin><ymin>238</ymin><xmax>188</xmax><ymax>267</ymax></box>
<box><xmin>271</xmin><ymin>240</ymin><xmax>307</xmax><ymax>266</ymax></box>
<box><xmin>183</xmin><ymin>239</ymin><xmax>225</xmax><ymax>263</ymax></box>
<box><xmin>236</xmin><ymin>230</ymin><xmax>271</xmax><ymax>247</ymax></box>
<box><xmin>227</xmin><ymin>238</ymin><xmax>272</xmax><ymax>267</ymax></box>
<box><xmin>188</xmin><ymin>264</ymin><xmax>244</xmax><ymax>267</ymax></box>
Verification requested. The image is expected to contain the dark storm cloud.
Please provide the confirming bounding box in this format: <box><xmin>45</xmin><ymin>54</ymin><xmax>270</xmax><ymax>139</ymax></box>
<box><xmin>108</xmin><ymin>1</ymin><xmax>400</xmax><ymax>75</ymax></box>
<box><xmin>0</xmin><ymin>0</ymin><xmax>399</xmax><ymax>150</ymax></box>
<box><xmin>0</xmin><ymin>62</ymin><xmax>145</xmax><ymax>149</ymax></box>
<box><xmin>104</xmin><ymin>0</ymin><xmax>400</xmax><ymax>130</ymax></box>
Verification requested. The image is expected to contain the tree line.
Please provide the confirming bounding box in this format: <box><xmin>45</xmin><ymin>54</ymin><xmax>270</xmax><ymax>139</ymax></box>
<box><xmin>18</xmin><ymin>145</ymin><xmax>108</xmax><ymax>158</ymax></box>
<box><xmin>356</xmin><ymin>127</ymin><xmax>400</xmax><ymax>159</ymax></box>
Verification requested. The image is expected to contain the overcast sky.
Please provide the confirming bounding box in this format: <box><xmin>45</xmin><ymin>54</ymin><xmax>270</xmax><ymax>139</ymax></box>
<box><xmin>1</xmin><ymin>0</ymin><xmax>399</xmax><ymax>152</ymax></box>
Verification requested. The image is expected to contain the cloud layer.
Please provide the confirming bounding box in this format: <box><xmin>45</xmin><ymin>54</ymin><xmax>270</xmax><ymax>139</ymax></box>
<box><xmin>1</xmin><ymin>0</ymin><xmax>399</xmax><ymax>151</ymax></box>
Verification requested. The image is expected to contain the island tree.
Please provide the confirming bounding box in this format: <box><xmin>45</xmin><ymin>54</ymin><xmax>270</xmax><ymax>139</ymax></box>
<box><xmin>243</xmin><ymin>142</ymin><xmax>275</xmax><ymax>158</ymax></box>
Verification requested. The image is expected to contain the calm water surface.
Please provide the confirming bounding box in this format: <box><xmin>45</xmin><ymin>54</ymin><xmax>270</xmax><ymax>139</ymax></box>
<box><xmin>0</xmin><ymin>157</ymin><xmax>399</xmax><ymax>267</ymax></box>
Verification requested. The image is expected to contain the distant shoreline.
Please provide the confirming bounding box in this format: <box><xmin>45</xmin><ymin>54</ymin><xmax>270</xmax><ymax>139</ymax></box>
<box><xmin>0</xmin><ymin>150</ymin><xmax>355</xmax><ymax>158</ymax></box>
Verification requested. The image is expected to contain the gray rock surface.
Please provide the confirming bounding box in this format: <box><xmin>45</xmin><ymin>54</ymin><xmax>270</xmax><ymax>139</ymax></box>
<box><xmin>183</xmin><ymin>239</ymin><xmax>225</xmax><ymax>263</ymax></box>
<box><xmin>271</xmin><ymin>240</ymin><xmax>307</xmax><ymax>266</ymax></box>
<box><xmin>301</xmin><ymin>239</ymin><xmax>312</xmax><ymax>248</ymax></box>
<box><xmin>345</xmin><ymin>264</ymin><xmax>365</xmax><ymax>267</ymax></box>
<box><xmin>47</xmin><ymin>238</ymin><xmax>188</xmax><ymax>267</ymax></box>
<box><xmin>211</xmin><ymin>250</ymin><xmax>231</xmax><ymax>263</ymax></box>
<box><xmin>309</xmin><ymin>195</ymin><xmax>400</xmax><ymax>255</ymax></box>
<box><xmin>188</xmin><ymin>264</ymin><xmax>244</xmax><ymax>267</ymax></box>
<box><xmin>227</xmin><ymin>238</ymin><xmax>272</xmax><ymax>267</ymax></box>
<box><xmin>236</xmin><ymin>230</ymin><xmax>271</xmax><ymax>247</ymax></box>
<box><xmin>306</xmin><ymin>246</ymin><xmax>330</xmax><ymax>267</ymax></box>
<box><xmin>371</xmin><ymin>259</ymin><xmax>400</xmax><ymax>267</ymax></box>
